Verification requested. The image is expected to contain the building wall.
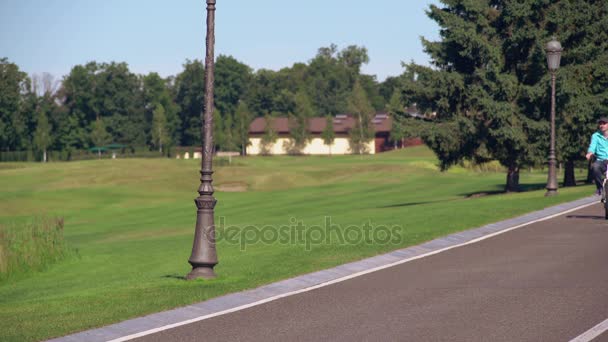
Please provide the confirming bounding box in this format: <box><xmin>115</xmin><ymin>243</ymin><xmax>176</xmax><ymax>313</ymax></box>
<box><xmin>246</xmin><ymin>137</ymin><xmax>375</xmax><ymax>155</ymax></box>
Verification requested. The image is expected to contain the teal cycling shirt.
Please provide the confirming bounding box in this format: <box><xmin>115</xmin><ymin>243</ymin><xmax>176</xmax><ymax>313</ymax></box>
<box><xmin>588</xmin><ymin>131</ymin><xmax>608</xmax><ymax>161</ymax></box>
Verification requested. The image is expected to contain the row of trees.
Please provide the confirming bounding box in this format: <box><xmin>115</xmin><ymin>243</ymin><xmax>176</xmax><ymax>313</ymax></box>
<box><xmin>390</xmin><ymin>0</ymin><xmax>608</xmax><ymax>191</ymax></box>
<box><xmin>256</xmin><ymin>78</ymin><xmax>378</xmax><ymax>155</ymax></box>
<box><xmin>3</xmin><ymin>0</ymin><xmax>607</xmax><ymax>190</ymax></box>
<box><xmin>0</xmin><ymin>44</ymin><xmax>396</xmax><ymax>159</ymax></box>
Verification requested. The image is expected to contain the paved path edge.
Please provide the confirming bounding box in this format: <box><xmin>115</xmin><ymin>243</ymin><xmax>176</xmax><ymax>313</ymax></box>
<box><xmin>47</xmin><ymin>195</ymin><xmax>599</xmax><ymax>342</ymax></box>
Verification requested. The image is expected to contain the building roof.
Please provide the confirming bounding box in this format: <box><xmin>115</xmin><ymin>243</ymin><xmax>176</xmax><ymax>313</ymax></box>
<box><xmin>249</xmin><ymin>113</ymin><xmax>393</xmax><ymax>134</ymax></box>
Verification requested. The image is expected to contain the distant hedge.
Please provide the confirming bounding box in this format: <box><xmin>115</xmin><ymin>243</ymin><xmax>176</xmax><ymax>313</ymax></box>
<box><xmin>0</xmin><ymin>147</ymin><xmax>175</xmax><ymax>162</ymax></box>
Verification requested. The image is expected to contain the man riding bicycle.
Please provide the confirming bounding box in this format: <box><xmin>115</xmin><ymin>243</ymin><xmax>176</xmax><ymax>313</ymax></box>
<box><xmin>586</xmin><ymin>117</ymin><xmax>608</xmax><ymax>195</ymax></box>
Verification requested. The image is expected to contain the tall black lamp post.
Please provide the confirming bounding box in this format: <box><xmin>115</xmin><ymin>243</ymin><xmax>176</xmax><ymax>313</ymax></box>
<box><xmin>187</xmin><ymin>0</ymin><xmax>218</xmax><ymax>280</ymax></box>
<box><xmin>545</xmin><ymin>37</ymin><xmax>562</xmax><ymax>197</ymax></box>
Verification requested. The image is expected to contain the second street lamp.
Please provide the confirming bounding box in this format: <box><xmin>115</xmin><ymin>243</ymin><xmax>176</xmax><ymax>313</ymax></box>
<box><xmin>545</xmin><ymin>37</ymin><xmax>562</xmax><ymax>197</ymax></box>
<box><xmin>187</xmin><ymin>0</ymin><xmax>219</xmax><ymax>280</ymax></box>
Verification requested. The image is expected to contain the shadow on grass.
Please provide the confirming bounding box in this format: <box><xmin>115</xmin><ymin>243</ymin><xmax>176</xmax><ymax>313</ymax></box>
<box><xmin>379</xmin><ymin>198</ymin><xmax>461</xmax><ymax>209</ymax></box>
<box><xmin>380</xmin><ymin>182</ymin><xmax>583</xmax><ymax>209</ymax></box>
<box><xmin>518</xmin><ymin>183</ymin><xmax>548</xmax><ymax>192</ymax></box>
<box><xmin>162</xmin><ymin>274</ymin><xmax>186</xmax><ymax>280</ymax></box>
<box><xmin>461</xmin><ymin>182</ymin><xmax>548</xmax><ymax>198</ymax></box>
<box><xmin>463</xmin><ymin>190</ymin><xmax>504</xmax><ymax>198</ymax></box>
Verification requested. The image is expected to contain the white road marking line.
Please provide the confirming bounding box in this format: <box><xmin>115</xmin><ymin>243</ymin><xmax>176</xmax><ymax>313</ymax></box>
<box><xmin>570</xmin><ymin>318</ymin><xmax>608</xmax><ymax>342</ymax></box>
<box><xmin>109</xmin><ymin>200</ymin><xmax>598</xmax><ymax>342</ymax></box>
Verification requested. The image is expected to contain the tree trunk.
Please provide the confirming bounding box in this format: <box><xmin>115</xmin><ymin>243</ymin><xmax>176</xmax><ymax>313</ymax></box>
<box><xmin>505</xmin><ymin>165</ymin><xmax>520</xmax><ymax>192</ymax></box>
<box><xmin>43</xmin><ymin>150</ymin><xmax>47</xmax><ymax>163</ymax></box>
<box><xmin>563</xmin><ymin>159</ymin><xmax>576</xmax><ymax>187</ymax></box>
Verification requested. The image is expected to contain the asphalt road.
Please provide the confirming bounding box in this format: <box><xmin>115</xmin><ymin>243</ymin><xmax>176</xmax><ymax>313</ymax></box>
<box><xmin>135</xmin><ymin>204</ymin><xmax>608</xmax><ymax>342</ymax></box>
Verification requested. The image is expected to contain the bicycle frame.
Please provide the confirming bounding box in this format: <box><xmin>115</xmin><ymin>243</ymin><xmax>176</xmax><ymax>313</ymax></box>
<box><xmin>601</xmin><ymin>161</ymin><xmax>608</xmax><ymax>219</ymax></box>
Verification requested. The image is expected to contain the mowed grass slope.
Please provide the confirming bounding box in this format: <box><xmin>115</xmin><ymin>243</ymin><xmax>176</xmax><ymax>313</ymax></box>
<box><xmin>0</xmin><ymin>146</ymin><xmax>593</xmax><ymax>341</ymax></box>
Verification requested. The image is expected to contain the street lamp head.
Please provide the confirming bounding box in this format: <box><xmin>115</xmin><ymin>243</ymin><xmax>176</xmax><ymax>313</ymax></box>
<box><xmin>546</xmin><ymin>37</ymin><xmax>563</xmax><ymax>71</ymax></box>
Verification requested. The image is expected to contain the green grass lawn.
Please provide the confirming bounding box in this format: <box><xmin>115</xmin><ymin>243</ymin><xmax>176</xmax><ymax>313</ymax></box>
<box><xmin>0</xmin><ymin>146</ymin><xmax>594</xmax><ymax>341</ymax></box>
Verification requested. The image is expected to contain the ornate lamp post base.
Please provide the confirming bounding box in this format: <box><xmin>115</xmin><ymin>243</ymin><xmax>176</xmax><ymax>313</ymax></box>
<box><xmin>187</xmin><ymin>195</ymin><xmax>218</xmax><ymax>280</ymax></box>
<box><xmin>545</xmin><ymin>157</ymin><xmax>558</xmax><ymax>197</ymax></box>
<box><xmin>186</xmin><ymin>266</ymin><xmax>216</xmax><ymax>280</ymax></box>
<box><xmin>545</xmin><ymin>189</ymin><xmax>558</xmax><ymax>197</ymax></box>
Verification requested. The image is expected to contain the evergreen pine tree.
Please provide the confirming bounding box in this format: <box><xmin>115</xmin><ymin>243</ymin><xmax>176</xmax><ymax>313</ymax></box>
<box><xmin>547</xmin><ymin>1</ymin><xmax>608</xmax><ymax>186</ymax></box>
<box><xmin>403</xmin><ymin>0</ymin><xmax>559</xmax><ymax>191</ymax></box>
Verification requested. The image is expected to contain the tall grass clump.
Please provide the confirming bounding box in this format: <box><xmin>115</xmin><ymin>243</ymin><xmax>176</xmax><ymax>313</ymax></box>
<box><xmin>460</xmin><ymin>160</ymin><xmax>505</xmax><ymax>172</ymax></box>
<box><xmin>0</xmin><ymin>217</ymin><xmax>72</xmax><ymax>281</ymax></box>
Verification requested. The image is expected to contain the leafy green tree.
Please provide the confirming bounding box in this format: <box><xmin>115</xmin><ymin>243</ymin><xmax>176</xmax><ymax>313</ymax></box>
<box><xmin>317</xmin><ymin>44</ymin><xmax>338</xmax><ymax>60</ymax></box>
<box><xmin>0</xmin><ymin>58</ymin><xmax>28</xmax><ymax>151</ymax></box>
<box><xmin>321</xmin><ymin>115</ymin><xmax>336</xmax><ymax>155</ymax></box>
<box><xmin>95</xmin><ymin>62</ymin><xmax>145</xmax><ymax>146</ymax></box>
<box><xmin>246</xmin><ymin>69</ymin><xmax>280</xmax><ymax>117</ymax></box>
<box><xmin>33</xmin><ymin>110</ymin><xmax>51</xmax><ymax>162</ymax></box>
<box><xmin>338</xmin><ymin>46</ymin><xmax>385</xmax><ymax>111</ymax></box>
<box><xmin>173</xmin><ymin>59</ymin><xmax>205</xmax><ymax>146</ymax></box>
<box><xmin>347</xmin><ymin>80</ymin><xmax>375</xmax><ymax>154</ymax></box>
<box><xmin>285</xmin><ymin>91</ymin><xmax>313</xmax><ymax>154</ymax></box>
<box><xmin>306</xmin><ymin>45</ymin><xmax>352</xmax><ymax>116</ymax></box>
<box><xmin>61</xmin><ymin>62</ymin><xmax>144</xmax><ymax>149</ymax></box>
<box><xmin>337</xmin><ymin>45</ymin><xmax>370</xmax><ymax>75</ymax></box>
<box><xmin>359</xmin><ymin>74</ymin><xmax>385</xmax><ymax>112</ymax></box>
<box><xmin>234</xmin><ymin>101</ymin><xmax>253</xmax><ymax>155</ymax></box>
<box><xmin>241</xmin><ymin>45</ymin><xmax>380</xmax><ymax>121</ymax></box>
<box><xmin>379</xmin><ymin>75</ymin><xmax>404</xmax><ymax>104</ymax></box>
<box><xmin>222</xmin><ymin>112</ymin><xmax>239</xmax><ymax>152</ymax></box>
<box><xmin>26</xmin><ymin>75</ymin><xmax>61</xmax><ymax>154</ymax></box>
<box><xmin>59</xmin><ymin>63</ymin><xmax>99</xmax><ymax>151</ymax></box>
<box><xmin>387</xmin><ymin>90</ymin><xmax>406</xmax><ymax>148</ymax></box>
<box><xmin>212</xmin><ymin>108</ymin><xmax>225</xmax><ymax>152</ymax></box>
<box><xmin>20</xmin><ymin>82</ymin><xmax>41</xmax><ymax>151</ymax></box>
<box><xmin>143</xmin><ymin>72</ymin><xmax>180</xmax><ymax>149</ymax></box>
<box><xmin>152</xmin><ymin>104</ymin><xmax>170</xmax><ymax>153</ymax></box>
<box><xmin>215</xmin><ymin>55</ymin><xmax>253</xmax><ymax>118</ymax></box>
<box><xmin>260</xmin><ymin>113</ymin><xmax>278</xmax><ymax>155</ymax></box>
<box><xmin>272</xmin><ymin>89</ymin><xmax>296</xmax><ymax>116</ymax></box>
<box><xmin>275</xmin><ymin>63</ymin><xmax>308</xmax><ymax>94</ymax></box>
<box><xmin>53</xmin><ymin>111</ymin><xmax>87</xmax><ymax>155</ymax></box>
<box><xmin>90</xmin><ymin>116</ymin><xmax>111</xmax><ymax>157</ymax></box>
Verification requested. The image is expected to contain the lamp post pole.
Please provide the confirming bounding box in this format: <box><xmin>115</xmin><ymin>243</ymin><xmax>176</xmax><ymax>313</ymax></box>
<box><xmin>545</xmin><ymin>37</ymin><xmax>562</xmax><ymax>197</ymax></box>
<box><xmin>187</xmin><ymin>0</ymin><xmax>218</xmax><ymax>280</ymax></box>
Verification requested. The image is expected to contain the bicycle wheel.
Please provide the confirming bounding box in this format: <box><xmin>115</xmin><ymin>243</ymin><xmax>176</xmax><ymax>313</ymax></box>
<box><xmin>600</xmin><ymin>183</ymin><xmax>608</xmax><ymax>219</ymax></box>
<box><xmin>603</xmin><ymin>185</ymin><xmax>608</xmax><ymax>219</ymax></box>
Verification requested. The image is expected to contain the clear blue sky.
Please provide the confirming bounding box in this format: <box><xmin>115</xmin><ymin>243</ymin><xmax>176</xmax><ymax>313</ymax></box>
<box><xmin>0</xmin><ymin>0</ymin><xmax>440</xmax><ymax>82</ymax></box>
